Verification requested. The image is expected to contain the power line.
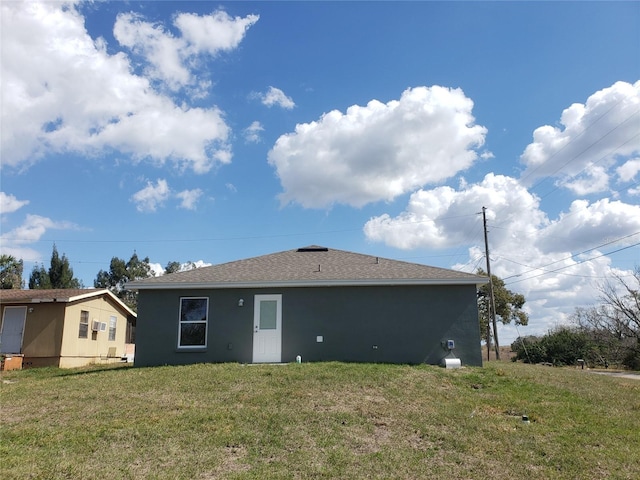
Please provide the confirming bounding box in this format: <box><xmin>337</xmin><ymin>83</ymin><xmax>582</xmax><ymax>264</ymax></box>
<box><xmin>535</xmin><ymin>131</ymin><xmax>640</xmax><ymax>203</ymax></box>
<box><xmin>496</xmin><ymin>256</ymin><xmax>624</xmax><ymax>280</ymax></box>
<box><xmin>500</xmin><ymin>230</ymin><xmax>640</xmax><ymax>281</ymax></box>
<box><xmin>505</xmin><ymin>241</ymin><xmax>640</xmax><ymax>286</ymax></box>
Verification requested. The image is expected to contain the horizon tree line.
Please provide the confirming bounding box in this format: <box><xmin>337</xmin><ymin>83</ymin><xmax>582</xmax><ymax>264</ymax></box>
<box><xmin>0</xmin><ymin>245</ymin><xmax>190</xmax><ymax>311</ymax></box>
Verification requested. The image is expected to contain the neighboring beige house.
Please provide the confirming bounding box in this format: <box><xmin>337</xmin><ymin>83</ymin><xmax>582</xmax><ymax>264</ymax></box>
<box><xmin>0</xmin><ymin>289</ymin><xmax>136</xmax><ymax>369</ymax></box>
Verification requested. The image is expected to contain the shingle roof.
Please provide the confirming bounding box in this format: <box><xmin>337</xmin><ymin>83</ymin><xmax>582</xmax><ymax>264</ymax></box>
<box><xmin>1</xmin><ymin>288</ymin><xmax>95</xmax><ymax>302</ymax></box>
<box><xmin>127</xmin><ymin>246</ymin><xmax>487</xmax><ymax>290</ymax></box>
<box><xmin>0</xmin><ymin>288</ymin><xmax>136</xmax><ymax>317</ymax></box>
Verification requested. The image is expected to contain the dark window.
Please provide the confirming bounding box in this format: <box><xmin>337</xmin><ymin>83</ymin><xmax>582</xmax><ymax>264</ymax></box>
<box><xmin>178</xmin><ymin>297</ymin><xmax>208</xmax><ymax>348</ymax></box>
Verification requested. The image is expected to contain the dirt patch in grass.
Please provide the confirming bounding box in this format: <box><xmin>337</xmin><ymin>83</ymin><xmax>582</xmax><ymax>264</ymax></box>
<box><xmin>199</xmin><ymin>445</ymin><xmax>250</xmax><ymax>479</ymax></box>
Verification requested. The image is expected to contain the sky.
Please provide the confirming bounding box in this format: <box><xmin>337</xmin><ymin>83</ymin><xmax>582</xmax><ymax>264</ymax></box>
<box><xmin>1</xmin><ymin>0</ymin><xmax>639</xmax><ymax>344</ymax></box>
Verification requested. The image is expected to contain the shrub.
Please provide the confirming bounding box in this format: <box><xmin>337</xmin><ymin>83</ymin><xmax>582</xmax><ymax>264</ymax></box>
<box><xmin>622</xmin><ymin>344</ymin><xmax>640</xmax><ymax>370</ymax></box>
<box><xmin>512</xmin><ymin>328</ymin><xmax>596</xmax><ymax>366</ymax></box>
<box><xmin>511</xmin><ymin>336</ymin><xmax>546</xmax><ymax>364</ymax></box>
<box><xmin>542</xmin><ymin>327</ymin><xmax>594</xmax><ymax>366</ymax></box>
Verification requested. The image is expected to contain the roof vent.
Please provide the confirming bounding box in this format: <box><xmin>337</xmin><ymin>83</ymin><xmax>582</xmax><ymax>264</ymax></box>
<box><xmin>297</xmin><ymin>246</ymin><xmax>329</xmax><ymax>252</ymax></box>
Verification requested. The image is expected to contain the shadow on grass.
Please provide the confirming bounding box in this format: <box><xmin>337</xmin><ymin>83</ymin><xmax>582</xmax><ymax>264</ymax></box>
<box><xmin>2</xmin><ymin>362</ymin><xmax>133</xmax><ymax>380</ymax></box>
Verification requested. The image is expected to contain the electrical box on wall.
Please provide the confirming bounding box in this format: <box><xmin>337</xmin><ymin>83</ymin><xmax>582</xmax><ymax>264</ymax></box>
<box><xmin>446</xmin><ymin>339</ymin><xmax>455</xmax><ymax>350</ymax></box>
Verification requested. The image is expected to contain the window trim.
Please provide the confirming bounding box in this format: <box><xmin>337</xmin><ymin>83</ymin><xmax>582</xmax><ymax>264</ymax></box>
<box><xmin>79</xmin><ymin>310</ymin><xmax>89</xmax><ymax>339</ymax></box>
<box><xmin>177</xmin><ymin>297</ymin><xmax>209</xmax><ymax>349</ymax></box>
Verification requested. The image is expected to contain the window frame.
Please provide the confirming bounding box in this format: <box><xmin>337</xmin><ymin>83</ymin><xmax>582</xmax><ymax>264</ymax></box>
<box><xmin>108</xmin><ymin>316</ymin><xmax>117</xmax><ymax>341</ymax></box>
<box><xmin>177</xmin><ymin>297</ymin><xmax>209</xmax><ymax>349</ymax></box>
<box><xmin>79</xmin><ymin>310</ymin><xmax>89</xmax><ymax>339</ymax></box>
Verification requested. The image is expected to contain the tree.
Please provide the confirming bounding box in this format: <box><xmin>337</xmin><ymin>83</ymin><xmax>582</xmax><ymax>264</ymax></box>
<box><xmin>0</xmin><ymin>255</ymin><xmax>24</xmax><ymax>289</ymax></box>
<box><xmin>165</xmin><ymin>261</ymin><xmax>182</xmax><ymax>275</ymax></box>
<box><xmin>571</xmin><ymin>267</ymin><xmax>640</xmax><ymax>369</ymax></box>
<box><xmin>598</xmin><ymin>268</ymin><xmax>640</xmax><ymax>342</ymax></box>
<box><xmin>28</xmin><ymin>264</ymin><xmax>52</xmax><ymax>289</ymax></box>
<box><xmin>49</xmin><ymin>244</ymin><xmax>81</xmax><ymax>289</ymax></box>
<box><xmin>94</xmin><ymin>252</ymin><xmax>155</xmax><ymax>311</ymax></box>
<box><xmin>28</xmin><ymin>245</ymin><xmax>82</xmax><ymax>289</ymax></box>
<box><xmin>477</xmin><ymin>269</ymin><xmax>529</xmax><ymax>358</ymax></box>
<box><xmin>164</xmin><ymin>261</ymin><xmax>197</xmax><ymax>275</ymax></box>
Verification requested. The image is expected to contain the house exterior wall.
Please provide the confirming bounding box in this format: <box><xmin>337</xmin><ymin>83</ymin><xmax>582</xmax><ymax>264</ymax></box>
<box><xmin>134</xmin><ymin>284</ymin><xmax>482</xmax><ymax>368</ymax></box>
<box><xmin>17</xmin><ymin>303</ymin><xmax>66</xmax><ymax>368</ymax></box>
<box><xmin>1</xmin><ymin>295</ymin><xmax>129</xmax><ymax>368</ymax></box>
<box><xmin>58</xmin><ymin>296</ymin><xmax>128</xmax><ymax>368</ymax></box>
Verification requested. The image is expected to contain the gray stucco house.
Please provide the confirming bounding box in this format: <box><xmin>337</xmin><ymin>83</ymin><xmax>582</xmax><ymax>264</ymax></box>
<box><xmin>127</xmin><ymin>246</ymin><xmax>487</xmax><ymax>367</ymax></box>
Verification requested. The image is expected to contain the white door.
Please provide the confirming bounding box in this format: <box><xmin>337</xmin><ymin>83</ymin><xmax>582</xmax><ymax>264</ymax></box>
<box><xmin>252</xmin><ymin>294</ymin><xmax>282</xmax><ymax>363</ymax></box>
<box><xmin>1</xmin><ymin>306</ymin><xmax>27</xmax><ymax>354</ymax></box>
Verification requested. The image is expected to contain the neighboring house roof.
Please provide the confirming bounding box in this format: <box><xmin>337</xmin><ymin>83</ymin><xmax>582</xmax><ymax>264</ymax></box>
<box><xmin>0</xmin><ymin>288</ymin><xmax>137</xmax><ymax>318</ymax></box>
<box><xmin>128</xmin><ymin>246</ymin><xmax>488</xmax><ymax>290</ymax></box>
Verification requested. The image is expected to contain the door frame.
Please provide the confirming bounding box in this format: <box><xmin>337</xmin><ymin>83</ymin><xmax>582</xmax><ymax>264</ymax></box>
<box><xmin>252</xmin><ymin>294</ymin><xmax>282</xmax><ymax>363</ymax></box>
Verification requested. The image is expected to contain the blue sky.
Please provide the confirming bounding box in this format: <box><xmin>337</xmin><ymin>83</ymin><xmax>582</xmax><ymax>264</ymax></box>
<box><xmin>1</xmin><ymin>1</ymin><xmax>639</xmax><ymax>343</ymax></box>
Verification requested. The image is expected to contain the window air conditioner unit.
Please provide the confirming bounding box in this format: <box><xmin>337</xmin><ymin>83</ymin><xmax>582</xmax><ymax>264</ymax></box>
<box><xmin>91</xmin><ymin>320</ymin><xmax>101</xmax><ymax>332</ymax></box>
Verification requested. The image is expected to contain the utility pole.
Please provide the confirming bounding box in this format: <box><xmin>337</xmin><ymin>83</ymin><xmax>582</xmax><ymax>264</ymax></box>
<box><xmin>482</xmin><ymin>206</ymin><xmax>500</xmax><ymax>360</ymax></box>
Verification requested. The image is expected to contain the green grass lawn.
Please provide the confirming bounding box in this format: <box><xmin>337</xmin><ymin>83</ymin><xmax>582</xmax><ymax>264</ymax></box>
<box><xmin>1</xmin><ymin>361</ymin><xmax>639</xmax><ymax>480</ymax></box>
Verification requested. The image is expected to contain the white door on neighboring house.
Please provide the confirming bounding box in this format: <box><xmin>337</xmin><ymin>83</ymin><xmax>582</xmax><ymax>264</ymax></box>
<box><xmin>252</xmin><ymin>294</ymin><xmax>282</xmax><ymax>363</ymax></box>
<box><xmin>1</xmin><ymin>306</ymin><xmax>27</xmax><ymax>354</ymax></box>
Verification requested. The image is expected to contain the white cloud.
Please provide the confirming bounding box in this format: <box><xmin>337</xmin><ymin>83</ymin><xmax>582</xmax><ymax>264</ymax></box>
<box><xmin>131</xmin><ymin>180</ymin><xmax>208</xmax><ymax>212</ymax></box>
<box><xmin>1</xmin><ymin>214</ymin><xmax>75</xmax><ymax>245</ymax></box>
<box><xmin>175</xmin><ymin>10</ymin><xmax>259</xmax><ymax>56</ymax></box>
<box><xmin>268</xmin><ymin>85</ymin><xmax>487</xmax><ymax>208</ymax></box>
<box><xmin>94</xmin><ymin>103</ymin><xmax>231</xmax><ymax>174</ymax></box>
<box><xmin>131</xmin><ymin>179</ymin><xmax>171</xmax><ymax>212</ymax></box>
<box><xmin>114</xmin><ymin>12</ymin><xmax>190</xmax><ymax>90</ymax></box>
<box><xmin>0</xmin><ymin>1</ymin><xmax>233</xmax><ymax>173</ymax></box>
<box><xmin>189</xmin><ymin>260</ymin><xmax>212</xmax><ymax>269</ymax></box>
<box><xmin>259</xmin><ymin>86</ymin><xmax>295</xmax><ymax>109</ymax></box>
<box><xmin>0</xmin><ymin>190</ymin><xmax>78</xmax><ymax>265</ymax></box>
<box><xmin>0</xmin><ymin>192</ymin><xmax>29</xmax><ymax>214</ymax></box>
<box><xmin>114</xmin><ymin>9</ymin><xmax>259</xmax><ymax>90</ymax></box>
<box><xmin>519</xmin><ymin>81</ymin><xmax>640</xmax><ymax>191</ymax></box>
<box><xmin>364</xmin><ymin>174</ymin><xmax>546</xmax><ymax>250</ymax></box>
<box><xmin>149</xmin><ymin>259</ymin><xmax>212</xmax><ymax>277</ymax></box>
<box><xmin>559</xmin><ymin>164</ymin><xmax>610</xmax><ymax>195</ymax></box>
<box><xmin>616</xmin><ymin>157</ymin><xmax>640</xmax><ymax>182</ymax></box>
<box><xmin>172</xmin><ymin>260</ymin><xmax>212</xmax><ymax>272</ymax></box>
<box><xmin>244</xmin><ymin>121</ymin><xmax>264</xmax><ymax>143</ymax></box>
<box><xmin>0</xmin><ymin>214</ymin><xmax>78</xmax><ymax>262</ymax></box>
<box><xmin>148</xmin><ymin>262</ymin><xmax>164</xmax><ymax>277</ymax></box>
<box><xmin>535</xmin><ymin>198</ymin><xmax>640</xmax><ymax>253</ymax></box>
<box><xmin>176</xmin><ymin>188</ymin><xmax>203</xmax><ymax>210</ymax></box>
